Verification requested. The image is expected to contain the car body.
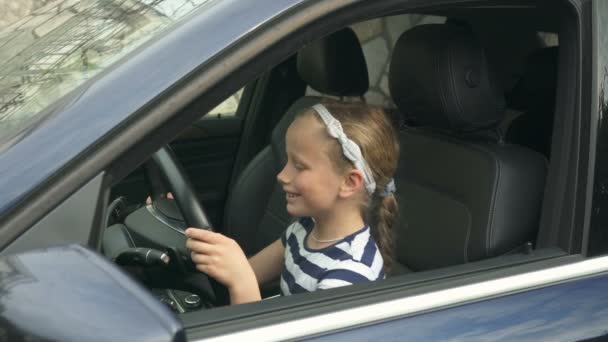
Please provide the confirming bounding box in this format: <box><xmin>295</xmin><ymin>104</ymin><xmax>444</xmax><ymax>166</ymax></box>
<box><xmin>1</xmin><ymin>0</ymin><xmax>608</xmax><ymax>341</ymax></box>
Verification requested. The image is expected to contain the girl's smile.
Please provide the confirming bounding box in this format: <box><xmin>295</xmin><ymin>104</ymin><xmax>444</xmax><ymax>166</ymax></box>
<box><xmin>285</xmin><ymin>191</ymin><xmax>300</xmax><ymax>200</ymax></box>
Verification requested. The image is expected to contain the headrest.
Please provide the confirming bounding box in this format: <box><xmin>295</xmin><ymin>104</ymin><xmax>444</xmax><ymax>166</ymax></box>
<box><xmin>297</xmin><ymin>28</ymin><xmax>369</xmax><ymax>97</ymax></box>
<box><xmin>507</xmin><ymin>47</ymin><xmax>558</xmax><ymax>111</ymax></box>
<box><xmin>389</xmin><ymin>24</ymin><xmax>505</xmax><ymax>132</ymax></box>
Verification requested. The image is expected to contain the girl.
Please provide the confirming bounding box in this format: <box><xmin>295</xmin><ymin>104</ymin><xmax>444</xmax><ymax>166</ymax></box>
<box><xmin>185</xmin><ymin>101</ymin><xmax>399</xmax><ymax>304</ymax></box>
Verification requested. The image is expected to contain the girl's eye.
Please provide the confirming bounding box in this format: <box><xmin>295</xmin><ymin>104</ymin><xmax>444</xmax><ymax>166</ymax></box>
<box><xmin>294</xmin><ymin>163</ymin><xmax>305</xmax><ymax>170</ymax></box>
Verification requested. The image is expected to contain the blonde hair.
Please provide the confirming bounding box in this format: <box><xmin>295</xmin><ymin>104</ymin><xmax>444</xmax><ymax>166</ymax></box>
<box><xmin>300</xmin><ymin>101</ymin><xmax>400</xmax><ymax>272</ymax></box>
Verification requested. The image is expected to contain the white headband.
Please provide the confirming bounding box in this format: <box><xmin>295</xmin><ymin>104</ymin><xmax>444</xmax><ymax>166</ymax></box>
<box><xmin>312</xmin><ymin>104</ymin><xmax>377</xmax><ymax>194</ymax></box>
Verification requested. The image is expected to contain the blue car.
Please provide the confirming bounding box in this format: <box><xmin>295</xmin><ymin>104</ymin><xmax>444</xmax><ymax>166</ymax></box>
<box><xmin>1</xmin><ymin>0</ymin><xmax>608</xmax><ymax>340</ymax></box>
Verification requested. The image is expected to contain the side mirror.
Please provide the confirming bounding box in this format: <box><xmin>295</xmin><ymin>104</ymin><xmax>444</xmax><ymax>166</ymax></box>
<box><xmin>0</xmin><ymin>245</ymin><xmax>186</xmax><ymax>342</ymax></box>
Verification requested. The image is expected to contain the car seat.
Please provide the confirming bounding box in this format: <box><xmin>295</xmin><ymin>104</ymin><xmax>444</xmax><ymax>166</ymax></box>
<box><xmin>388</xmin><ymin>23</ymin><xmax>547</xmax><ymax>273</ymax></box>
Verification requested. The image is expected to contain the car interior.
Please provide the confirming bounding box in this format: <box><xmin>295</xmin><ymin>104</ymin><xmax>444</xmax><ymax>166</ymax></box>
<box><xmin>103</xmin><ymin>2</ymin><xmax>573</xmax><ymax>319</ymax></box>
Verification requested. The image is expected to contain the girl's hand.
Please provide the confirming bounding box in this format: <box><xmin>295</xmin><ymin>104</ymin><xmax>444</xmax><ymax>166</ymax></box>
<box><xmin>185</xmin><ymin>228</ymin><xmax>260</xmax><ymax>304</ymax></box>
<box><xmin>145</xmin><ymin>192</ymin><xmax>173</xmax><ymax>205</ymax></box>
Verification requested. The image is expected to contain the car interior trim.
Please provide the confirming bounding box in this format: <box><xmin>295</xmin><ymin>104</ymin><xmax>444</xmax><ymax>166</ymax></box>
<box><xmin>1</xmin><ymin>173</ymin><xmax>105</xmax><ymax>256</ymax></box>
<box><xmin>200</xmin><ymin>255</ymin><xmax>608</xmax><ymax>341</ymax></box>
<box><xmin>579</xmin><ymin>0</ymin><xmax>598</xmax><ymax>256</ymax></box>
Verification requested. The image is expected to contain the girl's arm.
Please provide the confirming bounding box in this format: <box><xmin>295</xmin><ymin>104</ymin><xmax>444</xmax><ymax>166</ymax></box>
<box><xmin>248</xmin><ymin>238</ymin><xmax>285</xmax><ymax>286</ymax></box>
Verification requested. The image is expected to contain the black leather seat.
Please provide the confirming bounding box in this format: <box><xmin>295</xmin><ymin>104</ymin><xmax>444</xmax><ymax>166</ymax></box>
<box><xmin>223</xmin><ymin>28</ymin><xmax>369</xmax><ymax>256</ymax></box>
<box><xmin>388</xmin><ymin>24</ymin><xmax>547</xmax><ymax>273</ymax></box>
<box><xmin>506</xmin><ymin>47</ymin><xmax>558</xmax><ymax>158</ymax></box>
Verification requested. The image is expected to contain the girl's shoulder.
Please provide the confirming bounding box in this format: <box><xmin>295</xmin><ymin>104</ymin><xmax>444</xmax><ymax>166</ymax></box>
<box><xmin>335</xmin><ymin>227</ymin><xmax>380</xmax><ymax>264</ymax></box>
<box><xmin>282</xmin><ymin>217</ymin><xmax>314</xmax><ymax>246</ymax></box>
<box><xmin>285</xmin><ymin>217</ymin><xmax>313</xmax><ymax>235</ymax></box>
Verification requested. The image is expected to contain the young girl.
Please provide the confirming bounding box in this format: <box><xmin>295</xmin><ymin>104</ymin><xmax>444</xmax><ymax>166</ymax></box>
<box><xmin>185</xmin><ymin>101</ymin><xmax>399</xmax><ymax>304</ymax></box>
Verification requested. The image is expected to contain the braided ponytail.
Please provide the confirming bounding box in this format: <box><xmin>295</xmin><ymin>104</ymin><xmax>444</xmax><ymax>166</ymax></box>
<box><xmin>369</xmin><ymin>190</ymin><xmax>398</xmax><ymax>273</ymax></box>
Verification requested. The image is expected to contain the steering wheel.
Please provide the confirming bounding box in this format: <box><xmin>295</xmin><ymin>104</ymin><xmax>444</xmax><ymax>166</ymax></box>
<box><xmin>150</xmin><ymin>146</ymin><xmax>212</xmax><ymax>228</ymax></box>
<box><xmin>148</xmin><ymin>145</ymin><xmax>229</xmax><ymax>306</ymax></box>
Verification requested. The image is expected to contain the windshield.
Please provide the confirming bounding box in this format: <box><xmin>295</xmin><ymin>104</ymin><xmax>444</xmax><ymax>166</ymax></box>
<box><xmin>0</xmin><ymin>0</ymin><xmax>214</xmax><ymax>149</ymax></box>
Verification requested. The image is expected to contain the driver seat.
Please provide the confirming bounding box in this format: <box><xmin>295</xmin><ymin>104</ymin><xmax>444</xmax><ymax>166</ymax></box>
<box><xmin>222</xmin><ymin>28</ymin><xmax>370</xmax><ymax>256</ymax></box>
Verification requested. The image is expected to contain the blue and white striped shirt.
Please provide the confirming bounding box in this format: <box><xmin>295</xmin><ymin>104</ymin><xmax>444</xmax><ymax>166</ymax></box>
<box><xmin>280</xmin><ymin>217</ymin><xmax>385</xmax><ymax>295</ymax></box>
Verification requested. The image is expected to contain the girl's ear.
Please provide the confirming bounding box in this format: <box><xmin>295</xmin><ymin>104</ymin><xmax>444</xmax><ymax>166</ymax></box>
<box><xmin>339</xmin><ymin>169</ymin><xmax>365</xmax><ymax>198</ymax></box>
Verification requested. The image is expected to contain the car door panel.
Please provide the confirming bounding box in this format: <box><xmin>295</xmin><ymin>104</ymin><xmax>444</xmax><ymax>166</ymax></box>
<box><xmin>309</xmin><ymin>273</ymin><xmax>608</xmax><ymax>341</ymax></box>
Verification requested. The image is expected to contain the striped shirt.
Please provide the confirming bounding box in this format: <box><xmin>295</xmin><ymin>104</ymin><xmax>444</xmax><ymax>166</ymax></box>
<box><xmin>280</xmin><ymin>217</ymin><xmax>385</xmax><ymax>296</ymax></box>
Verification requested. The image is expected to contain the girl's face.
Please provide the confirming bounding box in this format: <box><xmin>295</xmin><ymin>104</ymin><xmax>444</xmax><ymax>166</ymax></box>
<box><xmin>277</xmin><ymin>114</ymin><xmax>346</xmax><ymax>218</ymax></box>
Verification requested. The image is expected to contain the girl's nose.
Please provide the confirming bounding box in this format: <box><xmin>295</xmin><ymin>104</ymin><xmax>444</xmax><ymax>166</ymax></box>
<box><xmin>277</xmin><ymin>165</ymin><xmax>289</xmax><ymax>185</ymax></box>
